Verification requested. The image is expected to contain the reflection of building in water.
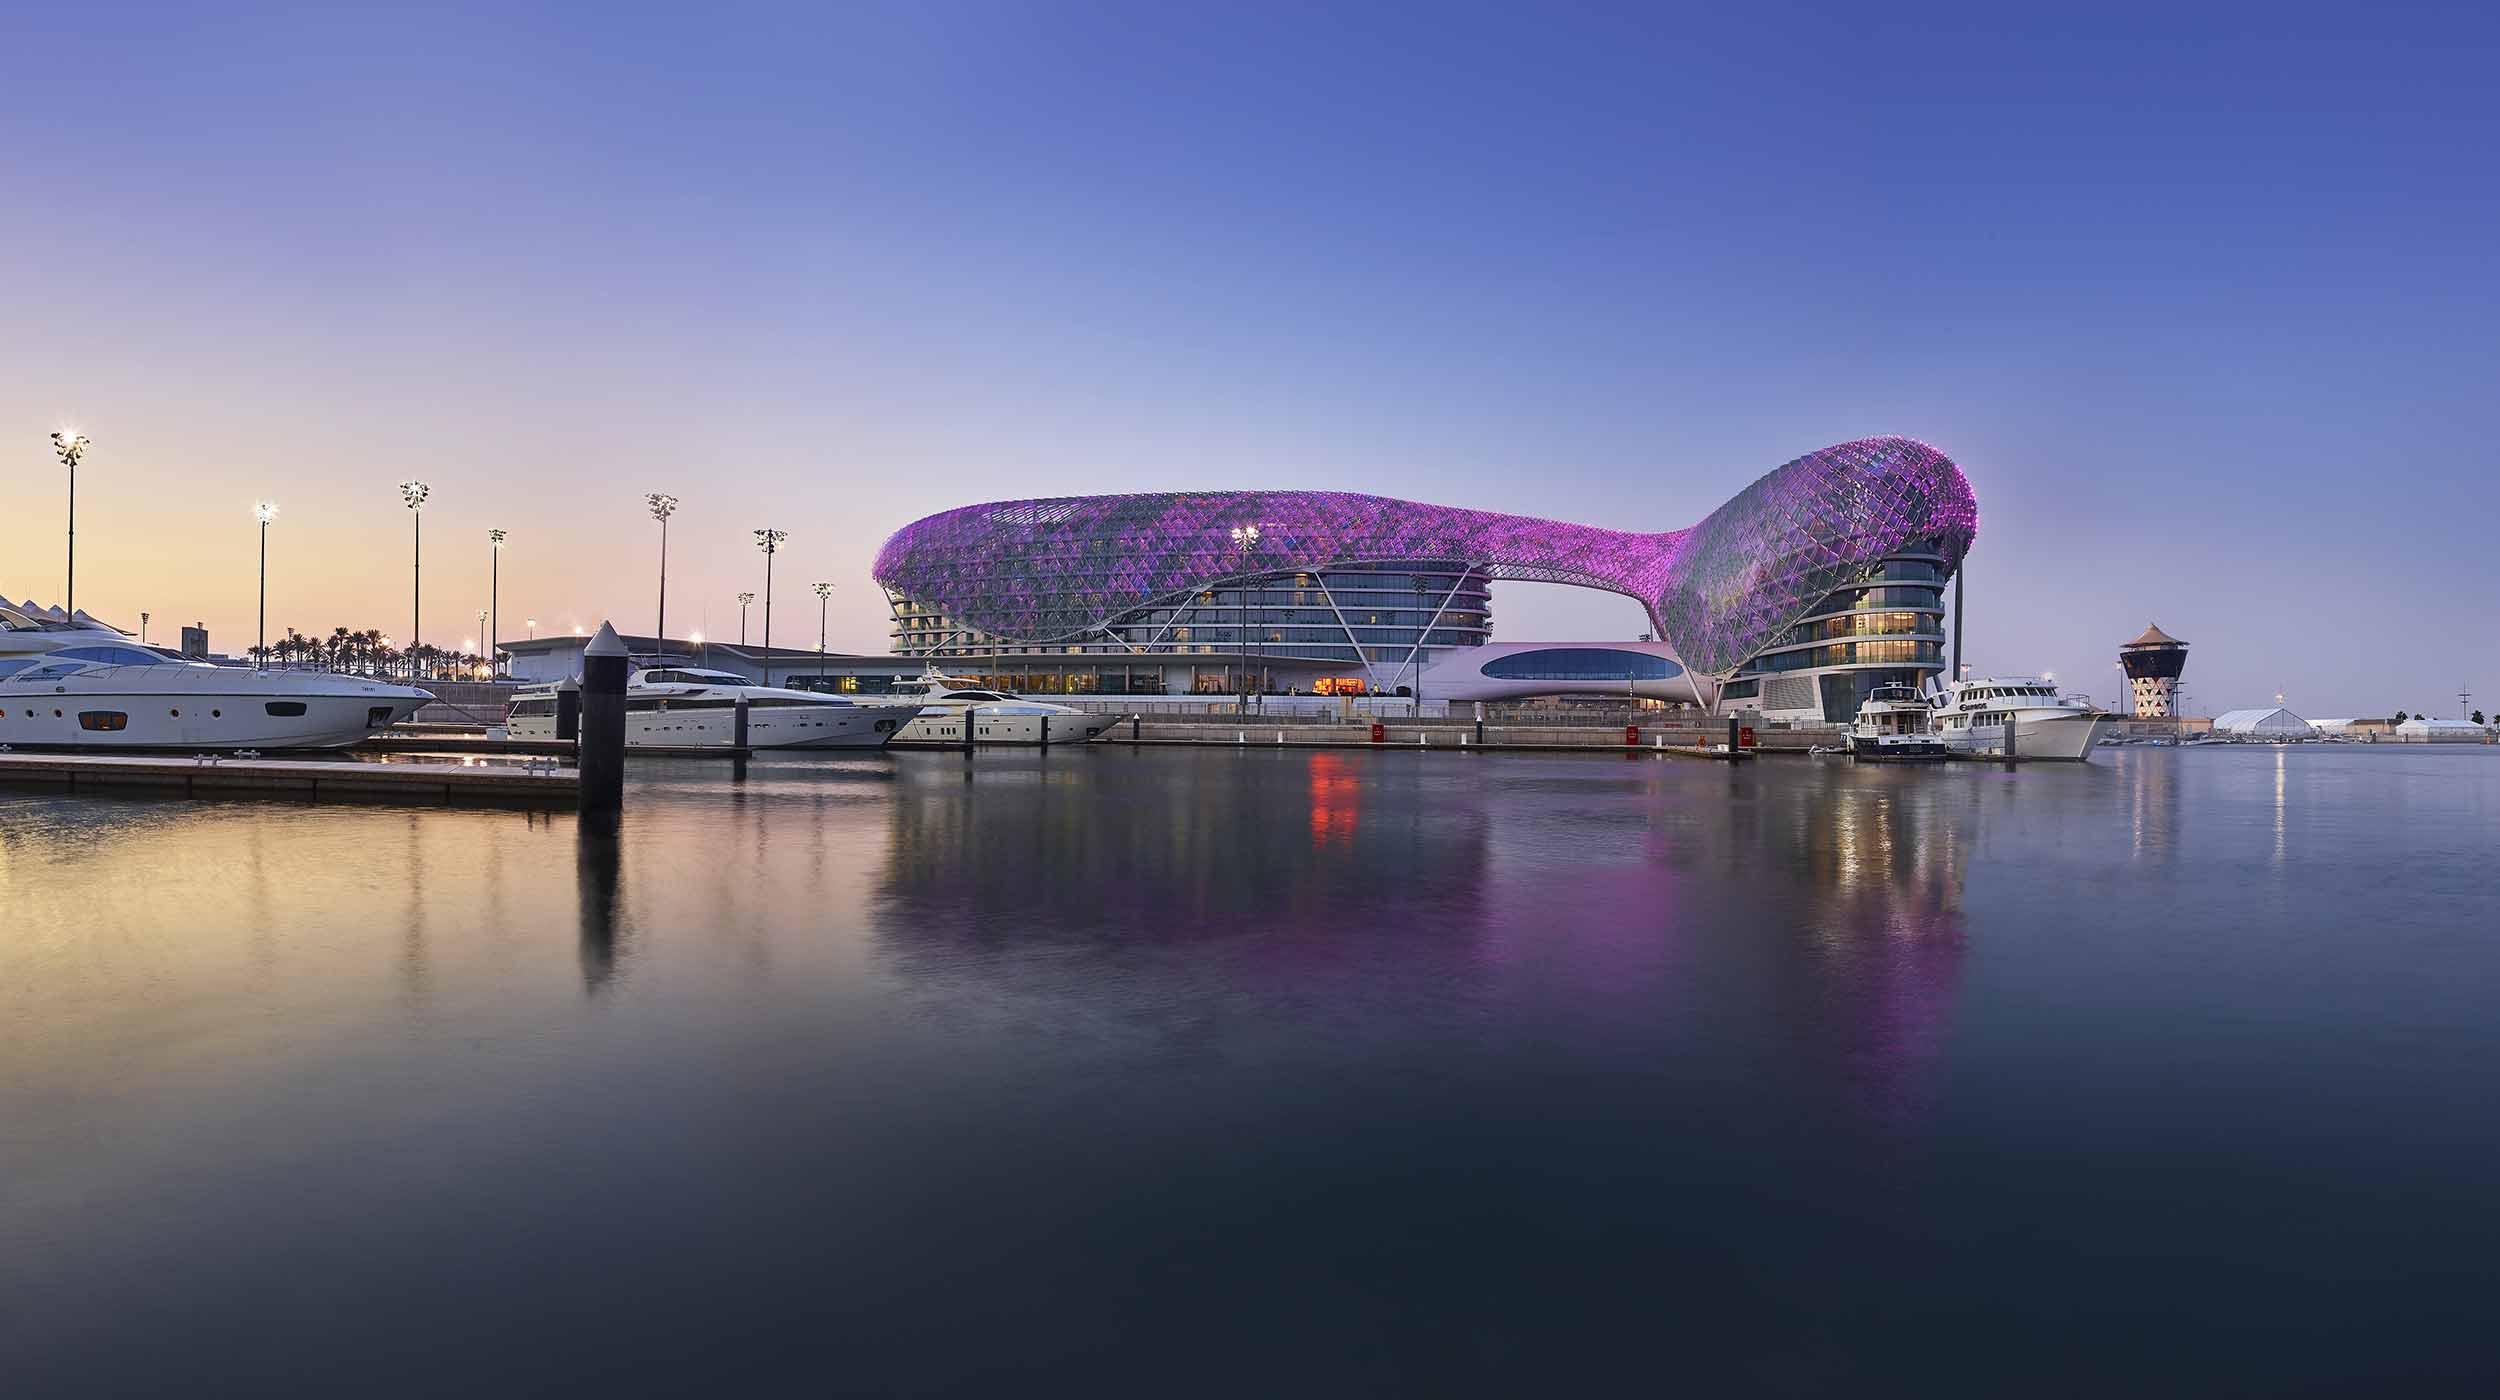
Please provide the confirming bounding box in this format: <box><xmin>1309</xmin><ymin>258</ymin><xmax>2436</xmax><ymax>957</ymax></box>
<box><xmin>1755</xmin><ymin>766</ymin><xmax>1970</xmax><ymax>1141</ymax></box>
<box><xmin>2126</xmin><ymin>749</ymin><xmax>2182</xmax><ymax>863</ymax></box>
<box><xmin>874</xmin><ymin>754</ymin><xmax>1489</xmax><ymax>947</ymax></box>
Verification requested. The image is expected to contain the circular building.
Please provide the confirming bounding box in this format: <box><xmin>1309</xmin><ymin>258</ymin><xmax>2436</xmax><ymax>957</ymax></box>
<box><xmin>2119</xmin><ymin>623</ymin><xmax>2190</xmax><ymax>718</ymax></box>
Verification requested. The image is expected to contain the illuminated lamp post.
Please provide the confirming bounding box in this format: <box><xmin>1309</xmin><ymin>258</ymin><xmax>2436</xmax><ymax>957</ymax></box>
<box><xmin>1412</xmin><ymin>574</ymin><xmax>1436</xmax><ymax>717</ymax></box>
<box><xmin>1229</xmin><ymin>525</ymin><xmax>1260</xmax><ymax>713</ymax></box>
<box><xmin>753</xmin><ymin>528</ymin><xmax>787</xmax><ymax>664</ymax></box>
<box><xmin>813</xmin><ymin>581</ymin><xmax>834</xmax><ymax>685</ymax></box>
<box><xmin>399</xmin><ymin>481</ymin><xmax>430</xmax><ymax>680</ymax></box>
<box><xmin>488</xmin><ymin>528</ymin><xmax>507</xmax><ymax>678</ymax></box>
<box><xmin>51</xmin><ymin>431</ymin><xmax>88</xmax><ymax>616</ymax></box>
<box><xmin>476</xmin><ymin>611</ymin><xmax>489</xmax><ymax>676</ymax></box>
<box><xmin>737</xmin><ymin>592</ymin><xmax>755</xmax><ymax>645</ymax></box>
<box><xmin>254</xmin><ymin>501</ymin><xmax>279</xmax><ymax>669</ymax></box>
<box><xmin>645</xmin><ymin>493</ymin><xmax>678</xmax><ymax>642</ymax></box>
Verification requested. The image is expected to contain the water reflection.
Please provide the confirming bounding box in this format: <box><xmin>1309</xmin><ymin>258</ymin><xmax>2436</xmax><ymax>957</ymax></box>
<box><xmin>577</xmin><ymin>823</ymin><xmax>623</xmax><ymax>992</ymax></box>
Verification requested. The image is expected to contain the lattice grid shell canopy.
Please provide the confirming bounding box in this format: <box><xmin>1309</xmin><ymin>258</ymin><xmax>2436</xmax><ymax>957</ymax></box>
<box><xmin>873</xmin><ymin>436</ymin><xmax>1974</xmax><ymax>677</ymax></box>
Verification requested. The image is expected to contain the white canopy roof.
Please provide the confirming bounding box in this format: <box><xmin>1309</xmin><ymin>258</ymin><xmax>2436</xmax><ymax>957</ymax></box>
<box><xmin>2214</xmin><ymin>706</ymin><xmax>2315</xmax><ymax>736</ymax></box>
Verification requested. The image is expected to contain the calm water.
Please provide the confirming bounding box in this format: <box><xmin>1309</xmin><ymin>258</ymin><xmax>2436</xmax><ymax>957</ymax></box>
<box><xmin>5</xmin><ymin>746</ymin><xmax>2498</xmax><ymax>1394</ymax></box>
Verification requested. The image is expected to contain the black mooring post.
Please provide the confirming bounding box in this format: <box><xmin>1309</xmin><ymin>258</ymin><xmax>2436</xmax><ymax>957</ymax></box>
<box><xmin>556</xmin><ymin>683</ymin><xmax>581</xmax><ymax>742</ymax></box>
<box><xmin>2005</xmin><ymin>715</ymin><xmax>2019</xmax><ymax>765</ymax></box>
<box><xmin>962</xmin><ymin>706</ymin><xmax>976</xmax><ymax>756</ymax></box>
<box><xmin>1953</xmin><ymin>563</ymin><xmax>1964</xmax><ymax>682</ymax></box>
<box><xmin>1131</xmin><ymin>715</ymin><xmax>1141</xmax><ymax>743</ymax></box>
<box><xmin>580</xmin><ymin>622</ymin><xmax>628</xmax><ymax>823</ymax></box>
<box><xmin>733</xmin><ymin>696</ymin><xmax>750</xmax><ymax>751</ymax></box>
<box><xmin>1726</xmin><ymin>715</ymin><xmax>1739</xmax><ymax>756</ymax></box>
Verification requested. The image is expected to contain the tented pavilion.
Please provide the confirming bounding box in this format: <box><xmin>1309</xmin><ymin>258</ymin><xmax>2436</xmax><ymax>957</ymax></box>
<box><xmin>2213</xmin><ymin>706</ymin><xmax>2316</xmax><ymax>739</ymax></box>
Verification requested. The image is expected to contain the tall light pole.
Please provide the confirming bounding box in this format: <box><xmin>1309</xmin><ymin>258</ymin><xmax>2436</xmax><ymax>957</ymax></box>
<box><xmin>254</xmin><ymin>501</ymin><xmax>279</xmax><ymax>669</ymax></box>
<box><xmin>488</xmin><ymin>528</ymin><xmax>506</xmax><ymax>678</ymax></box>
<box><xmin>139</xmin><ymin>611</ymin><xmax>150</xmax><ymax>645</ymax></box>
<box><xmin>1229</xmin><ymin>525</ymin><xmax>1261</xmax><ymax>713</ymax></box>
<box><xmin>527</xmin><ymin>617</ymin><xmax>537</xmax><ymax>640</ymax></box>
<box><xmin>51</xmin><ymin>432</ymin><xmax>88</xmax><ymax>616</ymax></box>
<box><xmin>399</xmin><ymin>481</ymin><xmax>429</xmax><ymax>680</ymax></box>
<box><xmin>813</xmin><ymin>581</ymin><xmax>834</xmax><ymax>683</ymax></box>
<box><xmin>645</xmin><ymin>493</ymin><xmax>678</xmax><ymax>643</ymax></box>
<box><xmin>476</xmin><ymin>611</ymin><xmax>488</xmax><ymax>676</ymax></box>
<box><xmin>754</xmin><ymin>529</ymin><xmax>787</xmax><ymax>659</ymax></box>
<box><xmin>737</xmin><ymin>592</ymin><xmax>755</xmax><ymax>645</ymax></box>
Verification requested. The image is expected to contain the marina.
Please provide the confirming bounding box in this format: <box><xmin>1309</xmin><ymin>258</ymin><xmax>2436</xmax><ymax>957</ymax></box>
<box><xmin>9</xmin><ymin>745</ymin><xmax>2498</xmax><ymax>1393</ymax></box>
<box><xmin>8</xmin><ymin>7</ymin><xmax>2493</xmax><ymax>1391</ymax></box>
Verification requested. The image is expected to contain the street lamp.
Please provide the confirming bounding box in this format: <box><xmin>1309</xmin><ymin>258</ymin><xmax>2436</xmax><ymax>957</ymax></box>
<box><xmin>139</xmin><ymin>611</ymin><xmax>150</xmax><ymax>645</ymax></box>
<box><xmin>50</xmin><ymin>432</ymin><xmax>88</xmax><ymax>616</ymax></box>
<box><xmin>754</xmin><ymin>529</ymin><xmax>787</xmax><ymax>659</ymax></box>
<box><xmin>488</xmin><ymin>528</ymin><xmax>506</xmax><ymax>679</ymax></box>
<box><xmin>476</xmin><ymin>611</ymin><xmax>488</xmax><ymax>674</ymax></box>
<box><xmin>399</xmin><ymin>481</ymin><xmax>430</xmax><ymax>680</ymax></box>
<box><xmin>737</xmin><ymin>591</ymin><xmax>755</xmax><ymax>645</ymax></box>
<box><xmin>254</xmin><ymin>501</ymin><xmax>279</xmax><ymax>669</ymax></box>
<box><xmin>813</xmin><ymin>581</ymin><xmax>834</xmax><ymax>683</ymax></box>
<box><xmin>645</xmin><ymin>493</ymin><xmax>678</xmax><ymax>643</ymax></box>
<box><xmin>526</xmin><ymin>617</ymin><xmax>537</xmax><ymax>640</ymax></box>
<box><xmin>1229</xmin><ymin>525</ymin><xmax>1260</xmax><ymax>712</ymax></box>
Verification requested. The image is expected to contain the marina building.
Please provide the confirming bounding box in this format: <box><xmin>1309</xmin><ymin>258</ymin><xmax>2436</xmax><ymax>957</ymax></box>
<box><xmin>872</xmin><ymin>437</ymin><xmax>1976</xmax><ymax>720</ymax></box>
<box><xmin>2118</xmin><ymin>622</ymin><xmax>2189</xmax><ymax>718</ymax></box>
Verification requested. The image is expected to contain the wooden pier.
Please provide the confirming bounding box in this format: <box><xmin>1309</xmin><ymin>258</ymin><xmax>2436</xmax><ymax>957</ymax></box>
<box><xmin>0</xmin><ymin>751</ymin><xmax>578</xmax><ymax>805</ymax></box>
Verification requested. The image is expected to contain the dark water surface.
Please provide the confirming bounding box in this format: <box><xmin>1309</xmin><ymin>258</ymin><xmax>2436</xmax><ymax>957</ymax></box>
<box><xmin>6</xmin><ymin>746</ymin><xmax>2497</xmax><ymax>1394</ymax></box>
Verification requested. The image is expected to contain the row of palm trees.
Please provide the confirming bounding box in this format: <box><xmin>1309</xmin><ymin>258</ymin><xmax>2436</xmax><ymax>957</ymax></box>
<box><xmin>245</xmin><ymin>626</ymin><xmax>491</xmax><ymax>681</ymax></box>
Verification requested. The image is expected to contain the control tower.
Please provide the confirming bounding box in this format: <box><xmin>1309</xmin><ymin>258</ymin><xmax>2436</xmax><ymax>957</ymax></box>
<box><xmin>2119</xmin><ymin>623</ymin><xmax>2190</xmax><ymax>718</ymax></box>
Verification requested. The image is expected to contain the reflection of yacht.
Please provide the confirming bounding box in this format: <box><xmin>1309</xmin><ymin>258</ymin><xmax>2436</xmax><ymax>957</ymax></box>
<box><xmin>1845</xmin><ymin>683</ymin><xmax>1947</xmax><ymax>760</ymax></box>
<box><xmin>891</xmin><ymin>669</ymin><xmax>1127</xmax><ymax>746</ymax></box>
<box><xmin>1928</xmin><ymin>677</ymin><xmax>2109</xmax><ymax>761</ymax></box>
<box><xmin>0</xmin><ymin>607</ymin><xmax>428</xmax><ymax>749</ymax></box>
<box><xmin>506</xmin><ymin>667</ymin><xmax>923</xmax><ymax>749</ymax></box>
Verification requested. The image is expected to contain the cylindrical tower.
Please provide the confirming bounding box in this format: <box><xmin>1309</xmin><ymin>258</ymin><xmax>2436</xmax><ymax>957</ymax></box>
<box><xmin>2119</xmin><ymin>622</ymin><xmax>2189</xmax><ymax>718</ymax></box>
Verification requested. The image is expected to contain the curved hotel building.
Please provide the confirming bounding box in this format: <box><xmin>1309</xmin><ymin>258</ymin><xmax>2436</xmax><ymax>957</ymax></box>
<box><xmin>874</xmin><ymin>436</ymin><xmax>1975</xmax><ymax>722</ymax></box>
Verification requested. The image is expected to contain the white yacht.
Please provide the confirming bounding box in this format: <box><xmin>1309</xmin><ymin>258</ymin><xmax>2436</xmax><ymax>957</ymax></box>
<box><xmin>1928</xmin><ymin>676</ymin><xmax>2111</xmax><ymax>761</ymax></box>
<box><xmin>890</xmin><ymin>669</ymin><xmax>1128</xmax><ymax>746</ymax></box>
<box><xmin>0</xmin><ymin>606</ymin><xmax>428</xmax><ymax>749</ymax></box>
<box><xmin>504</xmin><ymin>667</ymin><xmax>924</xmax><ymax>749</ymax></box>
<box><xmin>1845</xmin><ymin>683</ymin><xmax>1948</xmax><ymax>760</ymax></box>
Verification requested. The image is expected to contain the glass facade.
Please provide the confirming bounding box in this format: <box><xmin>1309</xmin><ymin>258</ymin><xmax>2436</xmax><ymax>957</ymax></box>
<box><xmin>1729</xmin><ymin>542</ymin><xmax>1953</xmax><ymax>721</ymax></box>
<box><xmin>892</xmin><ymin>563</ymin><xmax>1493</xmax><ymax>671</ymax></box>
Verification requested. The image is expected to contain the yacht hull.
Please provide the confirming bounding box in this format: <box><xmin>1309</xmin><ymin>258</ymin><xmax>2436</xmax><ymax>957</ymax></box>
<box><xmin>0</xmin><ymin>688</ymin><xmax>424</xmax><ymax>750</ymax></box>
<box><xmin>509</xmin><ymin>702</ymin><xmax>920</xmax><ymax>749</ymax></box>
<box><xmin>893</xmin><ymin>709</ymin><xmax>1125</xmax><ymax>746</ymax></box>
<box><xmin>1944</xmin><ymin>713</ymin><xmax>2108</xmax><ymax>761</ymax></box>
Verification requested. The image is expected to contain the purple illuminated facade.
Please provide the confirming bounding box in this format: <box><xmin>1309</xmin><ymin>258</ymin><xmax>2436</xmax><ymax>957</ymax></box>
<box><xmin>875</xmin><ymin>437</ymin><xmax>1974</xmax><ymax>709</ymax></box>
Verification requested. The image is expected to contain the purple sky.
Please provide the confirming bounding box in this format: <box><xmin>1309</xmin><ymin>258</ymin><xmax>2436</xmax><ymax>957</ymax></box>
<box><xmin>3</xmin><ymin>2</ymin><xmax>2492</xmax><ymax>715</ymax></box>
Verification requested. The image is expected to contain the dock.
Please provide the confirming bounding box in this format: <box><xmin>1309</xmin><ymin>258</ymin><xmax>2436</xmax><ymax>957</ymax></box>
<box><xmin>0</xmin><ymin>751</ymin><xmax>578</xmax><ymax>805</ymax></box>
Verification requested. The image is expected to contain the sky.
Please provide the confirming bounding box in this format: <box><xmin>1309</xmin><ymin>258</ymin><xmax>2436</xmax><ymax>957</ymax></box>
<box><xmin>2</xmin><ymin>1</ymin><xmax>2493</xmax><ymax>716</ymax></box>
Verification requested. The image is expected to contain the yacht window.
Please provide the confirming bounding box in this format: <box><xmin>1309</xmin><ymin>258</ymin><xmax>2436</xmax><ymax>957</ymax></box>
<box><xmin>366</xmin><ymin>706</ymin><xmax>396</xmax><ymax>727</ymax></box>
<box><xmin>0</xmin><ymin>661</ymin><xmax>30</xmax><ymax>679</ymax></box>
<box><xmin>54</xmin><ymin>645</ymin><xmax>165</xmax><ymax>666</ymax></box>
<box><xmin>15</xmin><ymin>663</ymin><xmax>84</xmax><ymax>682</ymax></box>
<box><xmin>265</xmin><ymin>701</ymin><xmax>309</xmax><ymax>717</ymax></box>
<box><xmin>78</xmin><ymin>711</ymin><xmax>129</xmax><ymax>731</ymax></box>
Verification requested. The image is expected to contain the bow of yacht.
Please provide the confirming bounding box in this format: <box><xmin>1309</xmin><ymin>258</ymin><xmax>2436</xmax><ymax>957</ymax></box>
<box><xmin>505</xmin><ymin>667</ymin><xmax>924</xmax><ymax>749</ymax></box>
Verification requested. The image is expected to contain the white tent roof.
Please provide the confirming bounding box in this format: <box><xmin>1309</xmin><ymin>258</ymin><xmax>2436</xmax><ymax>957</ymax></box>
<box><xmin>2395</xmin><ymin>718</ymin><xmax>2483</xmax><ymax>733</ymax></box>
<box><xmin>2214</xmin><ymin>706</ymin><xmax>2315</xmax><ymax>735</ymax></box>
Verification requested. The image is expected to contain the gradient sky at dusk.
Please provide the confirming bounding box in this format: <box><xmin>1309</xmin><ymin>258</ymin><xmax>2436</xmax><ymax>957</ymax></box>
<box><xmin>4</xmin><ymin>2</ymin><xmax>2493</xmax><ymax>714</ymax></box>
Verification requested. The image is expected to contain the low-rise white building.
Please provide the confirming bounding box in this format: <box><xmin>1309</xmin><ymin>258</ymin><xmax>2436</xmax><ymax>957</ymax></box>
<box><xmin>2393</xmin><ymin>718</ymin><xmax>2489</xmax><ymax>743</ymax></box>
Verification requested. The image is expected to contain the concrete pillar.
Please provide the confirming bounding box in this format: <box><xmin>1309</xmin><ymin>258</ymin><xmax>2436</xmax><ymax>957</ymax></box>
<box><xmin>580</xmin><ymin>621</ymin><xmax>628</xmax><ymax>822</ymax></box>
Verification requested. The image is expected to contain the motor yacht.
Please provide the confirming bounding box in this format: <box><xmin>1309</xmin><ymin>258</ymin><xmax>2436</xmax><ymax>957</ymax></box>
<box><xmin>1928</xmin><ymin>676</ymin><xmax>2110</xmax><ymax>761</ymax></box>
<box><xmin>504</xmin><ymin>667</ymin><xmax>924</xmax><ymax>749</ymax></box>
<box><xmin>890</xmin><ymin>668</ymin><xmax>1127</xmax><ymax>745</ymax></box>
<box><xmin>0</xmin><ymin>606</ymin><xmax>428</xmax><ymax>749</ymax></box>
<box><xmin>1845</xmin><ymin>682</ymin><xmax>1948</xmax><ymax>760</ymax></box>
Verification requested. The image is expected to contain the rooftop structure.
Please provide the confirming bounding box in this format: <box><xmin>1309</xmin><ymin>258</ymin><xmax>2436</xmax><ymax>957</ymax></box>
<box><xmin>2119</xmin><ymin>622</ymin><xmax>2190</xmax><ymax>719</ymax></box>
<box><xmin>874</xmin><ymin>436</ymin><xmax>1976</xmax><ymax>716</ymax></box>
